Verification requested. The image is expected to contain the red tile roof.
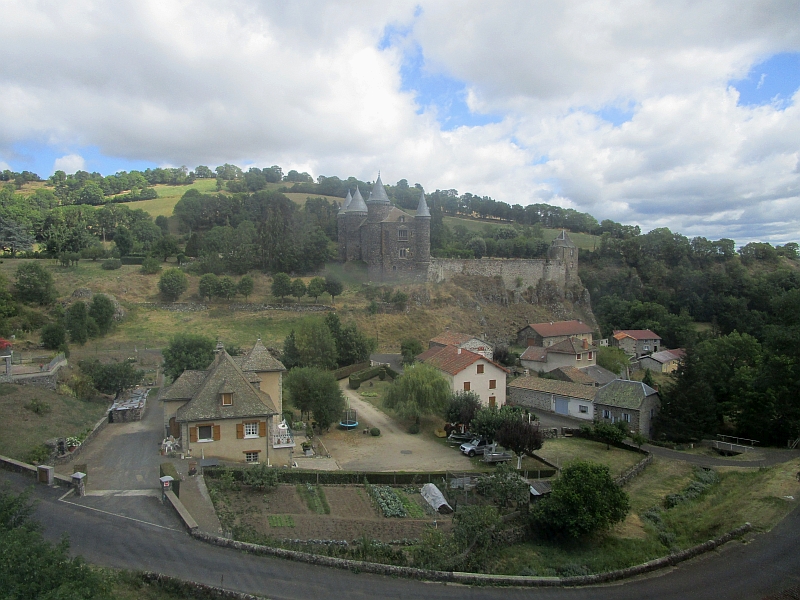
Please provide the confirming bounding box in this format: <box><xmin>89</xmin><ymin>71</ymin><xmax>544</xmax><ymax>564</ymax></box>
<box><xmin>523</xmin><ymin>320</ymin><xmax>593</xmax><ymax>338</ymax></box>
<box><xmin>613</xmin><ymin>329</ymin><xmax>662</xmax><ymax>340</ymax></box>
<box><xmin>520</xmin><ymin>346</ymin><xmax>547</xmax><ymax>362</ymax></box>
<box><xmin>418</xmin><ymin>345</ymin><xmax>508</xmax><ymax>376</ymax></box>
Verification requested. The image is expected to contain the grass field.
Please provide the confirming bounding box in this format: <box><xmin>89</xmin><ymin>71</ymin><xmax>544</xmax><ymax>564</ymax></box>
<box><xmin>0</xmin><ymin>382</ymin><xmax>109</xmax><ymax>462</ymax></box>
<box><xmin>535</xmin><ymin>437</ymin><xmax>644</xmax><ymax>477</ymax></box>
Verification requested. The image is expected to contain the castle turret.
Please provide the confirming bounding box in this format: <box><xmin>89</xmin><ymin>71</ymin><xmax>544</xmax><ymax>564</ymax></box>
<box><xmin>337</xmin><ymin>189</ymin><xmax>352</xmax><ymax>261</ymax></box>
<box><xmin>365</xmin><ymin>175</ymin><xmax>391</xmax><ymax>277</ymax></box>
<box><xmin>366</xmin><ymin>173</ymin><xmax>392</xmax><ymax>223</ymax></box>
<box><xmin>414</xmin><ymin>190</ymin><xmax>431</xmax><ymax>269</ymax></box>
<box><xmin>345</xmin><ymin>186</ymin><xmax>367</xmax><ymax>261</ymax></box>
<box><xmin>548</xmin><ymin>230</ymin><xmax>577</xmax><ymax>284</ymax></box>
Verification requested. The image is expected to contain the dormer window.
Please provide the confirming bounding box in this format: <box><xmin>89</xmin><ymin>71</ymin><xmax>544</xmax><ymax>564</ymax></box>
<box><xmin>398</xmin><ymin>229</ymin><xmax>408</xmax><ymax>241</ymax></box>
<box><xmin>221</xmin><ymin>393</ymin><xmax>233</xmax><ymax>406</ymax></box>
<box><xmin>399</xmin><ymin>216</ymin><xmax>405</xmax><ymax>223</ymax></box>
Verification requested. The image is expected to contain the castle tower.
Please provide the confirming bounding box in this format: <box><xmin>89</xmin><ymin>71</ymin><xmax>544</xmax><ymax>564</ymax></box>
<box><xmin>345</xmin><ymin>186</ymin><xmax>368</xmax><ymax>261</ymax></box>
<box><xmin>414</xmin><ymin>190</ymin><xmax>431</xmax><ymax>276</ymax></box>
<box><xmin>337</xmin><ymin>189</ymin><xmax>352</xmax><ymax>261</ymax></box>
<box><xmin>365</xmin><ymin>174</ymin><xmax>391</xmax><ymax>277</ymax></box>
<box><xmin>548</xmin><ymin>230</ymin><xmax>578</xmax><ymax>284</ymax></box>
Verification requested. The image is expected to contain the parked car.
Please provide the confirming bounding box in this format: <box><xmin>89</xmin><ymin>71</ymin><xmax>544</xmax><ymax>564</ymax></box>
<box><xmin>447</xmin><ymin>430</ymin><xmax>474</xmax><ymax>445</ymax></box>
<box><xmin>460</xmin><ymin>438</ymin><xmax>491</xmax><ymax>457</ymax></box>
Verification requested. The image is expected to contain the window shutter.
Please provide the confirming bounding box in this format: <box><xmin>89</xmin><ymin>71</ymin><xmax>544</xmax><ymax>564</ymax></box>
<box><xmin>213</xmin><ymin>425</ymin><xmax>221</xmax><ymax>441</ymax></box>
<box><xmin>259</xmin><ymin>421</ymin><xmax>267</xmax><ymax>437</ymax></box>
<box><xmin>189</xmin><ymin>426</ymin><xmax>198</xmax><ymax>443</ymax></box>
<box><xmin>236</xmin><ymin>423</ymin><xmax>244</xmax><ymax>439</ymax></box>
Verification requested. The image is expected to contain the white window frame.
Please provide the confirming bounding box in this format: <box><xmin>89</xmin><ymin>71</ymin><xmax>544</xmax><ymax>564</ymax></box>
<box><xmin>602</xmin><ymin>409</ymin><xmax>611</xmax><ymax>419</ymax></box>
<box><xmin>622</xmin><ymin>412</ymin><xmax>631</xmax><ymax>423</ymax></box>
<box><xmin>579</xmin><ymin>405</ymin><xmax>588</xmax><ymax>414</ymax></box>
<box><xmin>245</xmin><ymin>452</ymin><xmax>259</xmax><ymax>463</ymax></box>
<box><xmin>244</xmin><ymin>422</ymin><xmax>259</xmax><ymax>439</ymax></box>
<box><xmin>198</xmin><ymin>425</ymin><xmax>213</xmax><ymax>442</ymax></box>
<box><xmin>576</xmin><ymin>353</ymin><xmax>582</xmax><ymax>361</ymax></box>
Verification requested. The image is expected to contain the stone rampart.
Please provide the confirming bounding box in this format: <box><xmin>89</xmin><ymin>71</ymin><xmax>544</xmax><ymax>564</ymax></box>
<box><xmin>428</xmin><ymin>258</ymin><xmax>566</xmax><ymax>290</ymax></box>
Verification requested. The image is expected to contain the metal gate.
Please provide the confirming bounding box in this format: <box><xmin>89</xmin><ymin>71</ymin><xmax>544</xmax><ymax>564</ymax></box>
<box><xmin>555</xmin><ymin>398</ymin><xmax>569</xmax><ymax>415</ymax></box>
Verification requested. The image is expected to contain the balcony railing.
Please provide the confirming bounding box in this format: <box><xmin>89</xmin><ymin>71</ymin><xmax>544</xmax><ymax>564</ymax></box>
<box><xmin>271</xmin><ymin>420</ymin><xmax>295</xmax><ymax>449</ymax></box>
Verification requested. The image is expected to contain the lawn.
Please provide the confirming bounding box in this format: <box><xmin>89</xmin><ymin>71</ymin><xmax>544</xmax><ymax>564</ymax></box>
<box><xmin>535</xmin><ymin>437</ymin><xmax>644</xmax><ymax>477</ymax></box>
<box><xmin>0</xmin><ymin>383</ymin><xmax>109</xmax><ymax>462</ymax></box>
<box><xmin>442</xmin><ymin>216</ymin><xmax>599</xmax><ymax>251</ymax></box>
<box><xmin>125</xmin><ymin>179</ymin><xmax>220</xmax><ymax>217</ymax></box>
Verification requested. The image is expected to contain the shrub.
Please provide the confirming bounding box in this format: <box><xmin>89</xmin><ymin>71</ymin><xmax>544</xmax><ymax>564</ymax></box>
<box><xmin>140</xmin><ymin>257</ymin><xmax>162</xmax><ymax>274</ymax></box>
<box><xmin>27</xmin><ymin>444</ymin><xmax>51</xmax><ymax>464</ymax></box>
<box><xmin>242</xmin><ymin>463</ymin><xmax>278</xmax><ymax>492</ymax></box>
<box><xmin>158</xmin><ymin>268</ymin><xmax>188</xmax><ymax>302</ymax></box>
<box><xmin>408</xmin><ymin>423</ymin><xmax>420</xmax><ymax>434</ymax></box>
<box><xmin>370</xmin><ymin>427</ymin><xmax>381</xmax><ymax>437</ymax></box>
<box><xmin>24</xmin><ymin>398</ymin><xmax>51</xmax><ymax>416</ymax></box>
<box><xmin>40</xmin><ymin>323</ymin><xmax>66</xmax><ymax>350</ymax></box>
<box><xmin>101</xmin><ymin>259</ymin><xmax>122</xmax><ymax>270</ymax></box>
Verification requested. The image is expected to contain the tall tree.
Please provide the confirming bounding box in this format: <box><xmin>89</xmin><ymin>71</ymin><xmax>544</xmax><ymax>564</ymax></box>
<box><xmin>294</xmin><ymin>317</ymin><xmax>337</xmax><ymax>369</ymax></box>
<box><xmin>384</xmin><ymin>363</ymin><xmax>450</xmax><ymax>425</ymax></box>
<box><xmin>162</xmin><ymin>334</ymin><xmax>215</xmax><ymax>380</ymax></box>
<box><xmin>158</xmin><ymin>269</ymin><xmax>188</xmax><ymax>302</ymax></box>
<box><xmin>14</xmin><ymin>263</ymin><xmax>57</xmax><ymax>305</ymax></box>
<box><xmin>88</xmin><ymin>294</ymin><xmax>115</xmax><ymax>335</ymax></box>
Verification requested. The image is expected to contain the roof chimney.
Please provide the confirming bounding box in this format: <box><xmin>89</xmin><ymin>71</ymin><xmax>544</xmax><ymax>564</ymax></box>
<box><xmin>583</xmin><ymin>338</ymin><xmax>588</xmax><ymax>350</ymax></box>
<box><xmin>215</xmin><ymin>340</ymin><xmax>225</xmax><ymax>353</ymax></box>
<box><xmin>457</xmin><ymin>348</ymin><xmax>462</xmax><ymax>354</ymax></box>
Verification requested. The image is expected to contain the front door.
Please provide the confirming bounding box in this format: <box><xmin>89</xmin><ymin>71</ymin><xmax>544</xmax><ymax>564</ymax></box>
<box><xmin>169</xmin><ymin>417</ymin><xmax>181</xmax><ymax>438</ymax></box>
<box><xmin>489</xmin><ymin>396</ymin><xmax>496</xmax><ymax>408</ymax></box>
<box><xmin>555</xmin><ymin>398</ymin><xmax>569</xmax><ymax>415</ymax></box>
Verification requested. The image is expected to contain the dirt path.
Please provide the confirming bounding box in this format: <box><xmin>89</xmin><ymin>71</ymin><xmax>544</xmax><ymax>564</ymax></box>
<box><xmin>319</xmin><ymin>381</ymin><xmax>472</xmax><ymax>472</ymax></box>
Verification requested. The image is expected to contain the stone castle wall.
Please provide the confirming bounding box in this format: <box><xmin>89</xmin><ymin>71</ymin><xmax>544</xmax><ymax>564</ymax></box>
<box><xmin>428</xmin><ymin>257</ymin><xmax>567</xmax><ymax>290</ymax></box>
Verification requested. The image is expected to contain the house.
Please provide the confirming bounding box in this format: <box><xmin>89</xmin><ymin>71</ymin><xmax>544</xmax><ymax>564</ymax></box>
<box><xmin>549</xmin><ymin>366</ymin><xmax>596</xmax><ymax>386</ymax></box>
<box><xmin>161</xmin><ymin>340</ymin><xmax>291</xmax><ymax>464</ymax></box>
<box><xmin>578</xmin><ymin>364</ymin><xmax>619</xmax><ymax>387</ymax></box>
<box><xmin>519</xmin><ymin>337</ymin><xmax>597</xmax><ymax>373</ymax></box>
<box><xmin>507</xmin><ymin>376</ymin><xmax>596</xmax><ymax>420</ymax></box>
<box><xmin>639</xmin><ymin>349</ymin><xmax>685</xmax><ymax>373</ymax></box>
<box><xmin>428</xmin><ymin>332</ymin><xmax>493</xmax><ymax>360</ymax></box>
<box><xmin>516</xmin><ymin>320</ymin><xmax>594</xmax><ymax>348</ymax></box>
<box><xmin>611</xmin><ymin>329</ymin><xmax>661</xmax><ymax>358</ymax></box>
<box><xmin>417</xmin><ymin>345</ymin><xmax>508</xmax><ymax>408</ymax></box>
<box><xmin>594</xmin><ymin>379</ymin><xmax>660</xmax><ymax>437</ymax></box>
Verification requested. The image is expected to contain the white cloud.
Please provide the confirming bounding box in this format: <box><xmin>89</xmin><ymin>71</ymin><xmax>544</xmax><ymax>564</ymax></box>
<box><xmin>54</xmin><ymin>154</ymin><xmax>86</xmax><ymax>174</ymax></box>
<box><xmin>0</xmin><ymin>1</ymin><xmax>798</xmax><ymax>243</ymax></box>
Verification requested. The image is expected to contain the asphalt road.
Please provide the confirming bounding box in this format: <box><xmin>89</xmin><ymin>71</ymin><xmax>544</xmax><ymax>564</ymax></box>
<box><xmin>4</xmin><ymin>469</ymin><xmax>800</xmax><ymax>600</ymax></box>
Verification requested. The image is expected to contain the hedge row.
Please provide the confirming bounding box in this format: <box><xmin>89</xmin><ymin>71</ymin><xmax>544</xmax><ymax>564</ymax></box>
<box><xmin>332</xmin><ymin>362</ymin><xmax>370</xmax><ymax>381</ymax></box>
<box><xmin>205</xmin><ymin>467</ymin><xmax>448</xmax><ymax>486</ymax></box>
<box><xmin>121</xmin><ymin>255</ymin><xmax>146</xmax><ymax>265</ymax></box>
<box><xmin>348</xmin><ymin>365</ymin><xmax>394</xmax><ymax>390</ymax></box>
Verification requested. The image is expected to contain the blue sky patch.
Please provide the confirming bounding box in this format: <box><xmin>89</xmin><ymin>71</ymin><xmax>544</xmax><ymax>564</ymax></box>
<box><xmin>380</xmin><ymin>20</ymin><xmax>502</xmax><ymax>130</ymax></box>
<box><xmin>5</xmin><ymin>141</ymin><xmax>156</xmax><ymax>177</ymax></box>
<box><xmin>731</xmin><ymin>52</ymin><xmax>800</xmax><ymax>108</ymax></box>
<box><xmin>596</xmin><ymin>102</ymin><xmax>636</xmax><ymax>126</ymax></box>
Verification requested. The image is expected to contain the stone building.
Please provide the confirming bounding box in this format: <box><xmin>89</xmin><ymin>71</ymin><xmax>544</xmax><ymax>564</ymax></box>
<box><xmin>337</xmin><ymin>174</ymin><xmax>431</xmax><ymax>281</ymax></box>
<box><xmin>594</xmin><ymin>379</ymin><xmax>660</xmax><ymax>437</ymax></box>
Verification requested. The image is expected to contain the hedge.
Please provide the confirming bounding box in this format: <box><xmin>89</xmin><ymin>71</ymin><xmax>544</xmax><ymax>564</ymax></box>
<box><xmin>160</xmin><ymin>462</ymin><xmax>181</xmax><ymax>497</ymax></box>
<box><xmin>348</xmin><ymin>365</ymin><xmax>395</xmax><ymax>390</ymax></box>
<box><xmin>205</xmin><ymin>467</ymin><xmax>450</xmax><ymax>486</ymax></box>
<box><xmin>333</xmin><ymin>362</ymin><xmax>370</xmax><ymax>381</ymax></box>
<box><xmin>121</xmin><ymin>255</ymin><xmax>146</xmax><ymax>265</ymax></box>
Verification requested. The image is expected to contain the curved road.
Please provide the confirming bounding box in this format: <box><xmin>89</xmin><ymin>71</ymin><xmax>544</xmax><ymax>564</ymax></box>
<box><xmin>4</xmin><ymin>470</ymin><xmax>800</xmax><ymax>600</ymax></box>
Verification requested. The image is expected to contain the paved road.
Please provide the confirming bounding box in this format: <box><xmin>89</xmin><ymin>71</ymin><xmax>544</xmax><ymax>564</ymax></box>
<box><xmin>3</xmin><ymin>469</ymin><xmax>800</xmax><ymax>600</ymax></box>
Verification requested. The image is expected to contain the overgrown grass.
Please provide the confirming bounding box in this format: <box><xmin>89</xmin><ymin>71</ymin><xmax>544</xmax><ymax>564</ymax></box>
<box><xmin>535</xmin><ymin>437</ymin><xmax>643</xmax><ymax>477</ymax></box>
<box><xmin>0</xmin><ymin>384</ymin><xmax>108</xmax><ymax>461</ymax></box>
<box><xmin>296</xmin><ymin>483</ymin><xmax>330</xmax><ymax>514</ymax></box>
<box><xmin>267</xmin><ymin>514</ymin><xmax>296</xmax><ymax>527</ymax></box>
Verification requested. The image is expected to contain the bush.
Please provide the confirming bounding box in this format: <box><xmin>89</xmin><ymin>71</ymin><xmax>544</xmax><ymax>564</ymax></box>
<box><xmin>241</xmin><ymin>463</ymin><xmax>278</xmax><ymax>491</ymax></box>
<box><xmin>101</xmin><ymin>259</ymin><xmax>122</xmax><ymax>270</ymax></box>
<box><xmin>408</xmin><ymin>423</ymin><xmax>420</xmax><ymax>434</ymax></box>
<box><xmin>370</xmin><ymin>427</ymin><xmax>380</xmax><ymax>437</ymax></box>
<box><xmin>140</xmin><ymin>257</ymin><xmax>162</xmax><ymax>274</ymax></box>
<box><xmin>27</xmin><ymin>444</ymin><xmax>51</xmax><ymax>464</ymax></box>
<box><xmin>24</xmin><ymin>398</ymin><xmax>51</xmax><ymax>416</ymax></box>
<box><xmin>40</xmin><ymin>322</ymin><xmax>66</xmax><ymax>350</ymax></box>
<box><xmin>158</xmin><ymin>268</ymin><xmax>188</xmax><ymax>302</ymax></box>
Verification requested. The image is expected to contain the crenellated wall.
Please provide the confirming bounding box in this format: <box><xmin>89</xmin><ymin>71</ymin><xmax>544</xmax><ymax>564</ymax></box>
<box><xmin>428</xmin><ymin>257</ymin><xmax>567</xmax><ymax>289</ymax></box>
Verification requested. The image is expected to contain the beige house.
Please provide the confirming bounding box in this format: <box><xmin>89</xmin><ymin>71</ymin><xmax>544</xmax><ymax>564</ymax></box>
<box><xmin>417</xmin><ymin>345</ymin><xmax>509</xmax><ymax>408</ymax></box>
<box><xmin>517</xmin><ymin>320</ymin><xmax>594</xmax><ymax>348</ymax></box>
<box><xmin>161</xmin><ymin>340</ymin><xmax>292</xmax><ymax>464</ymax></box>
<box><xmin>639</xmin><ymin>349</ymin><xmax>685</xmax><ymax>373</ymax></box>
<box><xmin>520</xmin><ymin>337</ymin><xmax>597</xmax><ymax>373</ymax></box>
<box><xmin>612</xmin><ymin>329</ymin><xmax>661</xmax><ymax>358</ymax></box>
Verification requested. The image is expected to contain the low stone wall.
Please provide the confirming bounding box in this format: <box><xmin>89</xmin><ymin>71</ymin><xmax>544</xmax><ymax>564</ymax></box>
<box><xmin>136</xmin><ymin>302</ymin><xmax>333</xmax><ymax>313</ymax></box>
<box><xmin>0</xmin><ymin>454</ymin><xmax>72</xmax><ymax>486</ymax></box>
<box><xmin>139</xmin><ymin>572</ymin><xmax>263</xmax><ymax>600</ymax></box>
<box><xmin>615</xmin><ymin>453</ymin><xmax>654</xmax><ymax>486</ymax></box>
<box><xmin>189</xmin><ymin>523</ymin><xmax>752</xmax><ymax>587</ymax></box>
<box><xmin>8</xmin><ymin>373</ymin><xmax>58</xmax><ymax>389</ymax></box>
<box><xmin>51</xmin><ymin>409</ymin><xmax>110</xmax><ymax>466</ymax></box>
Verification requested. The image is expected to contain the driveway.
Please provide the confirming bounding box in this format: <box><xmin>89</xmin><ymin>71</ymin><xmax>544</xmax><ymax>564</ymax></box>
<box><xmin>320</xmin><ymin>381</ymin><xmax>473</xmax><ymax>471</ymax></box>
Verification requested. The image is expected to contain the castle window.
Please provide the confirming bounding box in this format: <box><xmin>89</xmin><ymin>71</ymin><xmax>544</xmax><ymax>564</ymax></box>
<box><xmin>570</xmin><ymin>248</ymin><xmax>574</xmax><ymax>257</ymax></box>
<box><xmin>398</xmin><ymin>229</ymin><xmax>408</xmax><ymax>241</ymax></box>
<box><xmin>399</xmin><ymin>216</ymin><xmax>405</xmax><ymax>223</ymax></box>
<box><xmin>399</xmin><ymin>248</ymin><xmax>408</xmax><ymax>258</ymax></box>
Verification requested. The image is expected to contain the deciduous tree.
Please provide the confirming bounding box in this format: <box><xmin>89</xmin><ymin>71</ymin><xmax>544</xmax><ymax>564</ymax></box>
<box><xmin>162</xmin><ymin>333</ymin><xmax>215</xmax><ymax>380</ymax></box>
<box><xmin>384</xmin><ymin>363</ymin><xmax>450</xmax><ymax>425</ymax></box>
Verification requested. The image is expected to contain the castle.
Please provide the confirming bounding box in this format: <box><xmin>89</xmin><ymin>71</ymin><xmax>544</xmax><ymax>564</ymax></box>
<box><xmin>337</xmin><ymin>174</ymin><xmax>579</xmax><ymax>293</ymax></box>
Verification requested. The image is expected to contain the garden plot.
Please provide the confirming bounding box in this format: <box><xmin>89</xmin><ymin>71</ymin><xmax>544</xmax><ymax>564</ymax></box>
<box><xmin>211</xmin><ymin>483</ymin><xmax>449</xmax><ymax>543</ymax></box>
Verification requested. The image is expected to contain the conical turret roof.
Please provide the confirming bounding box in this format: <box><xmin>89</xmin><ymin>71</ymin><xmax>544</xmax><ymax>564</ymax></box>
<box><xmin>367</xmin><ymin>173</ymin><xmax>390</xmax><ymax>204</ymax></box>
<box><xmin>339</xmin><ymin>189</ymin><xmax>353</xmax><ymax>215</ymax></box>
<box><xmin>415</xmin><ymin>190</ymin><xmax>430</xmax><ymax>218</ymax></box>
<box><xmin>348</xmin><ymin>186</ymin><xmax>368</xmax><ymax>213</ymax></box>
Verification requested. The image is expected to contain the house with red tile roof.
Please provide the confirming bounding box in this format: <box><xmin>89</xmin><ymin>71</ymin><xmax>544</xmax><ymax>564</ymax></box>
<box><xmin>516</xmin><ymin>320</ymin><xmax>594</xmax><ymax>348</ymax></box>
<box><xmin>428</xmin><ymin>331</ymin><xmax>493</xmax><ymax>359</ymax></box>
<box><xmin>417</xmin><ymin>345</ymin><xmax>509</xmax><ymax>408</ymax></box>
<box><xmin>519</xmin><ymin>336</ymin><xmax>597</xmax><ymax>373</ymax></box>
<box><xmin>611</xmin><ymin>330</ymin><xmax>662</xmax><ymax>358</ymax></box>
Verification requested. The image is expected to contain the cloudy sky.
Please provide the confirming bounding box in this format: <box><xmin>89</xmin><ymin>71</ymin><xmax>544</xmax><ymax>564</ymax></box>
<box><xmin>1</xmin><ymin>1</ymin><xmax>799</xmax><ymax>244</ymax></box>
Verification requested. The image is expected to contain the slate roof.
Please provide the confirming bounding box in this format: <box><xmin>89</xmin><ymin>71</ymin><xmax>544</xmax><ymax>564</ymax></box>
<box><xmin>613</xmin><ymin>329</ymin><xmax>661</xmax><ymax>341</ymax></box>
<box><xmin>161</xmin><ymin>370</ymin><xmax>207</xmax><ymax>401</ymax></box>
<box><xmin>520</xmin><ymin>346</ymin><xmax>547</xmax><ymax>362</ymax></box>
<box><xmin>339</xmin><ymin>189</ymin><xmax>353</xmax><ymax>213</ymax></box>
<box><xmin>645</xmin><ymin>349</ymin><xmax>685</xmax><ymax>364</ymax></box>
<box><xmin>430</xmin><ymin>331</ymin><xmax>477</xmax><ymax>347</ymax></box>
<box><xmin>367</xmin><ymin>173</ymin><xmax>391</xmax><ymax>204</ymax></box>
<box><xmin>235</xmin><ymin>338</ymin><xmax>286</xmax><ymax>372</ymax></box>
<box><xmin>176</xmin><ymin>351</ymin><xmax>277</xmax><ymax>423</ymax></box>
<box><xmin>382</xmin><ymin>206</ymin><xmax>414</xmax><ymax>223</ymax></box>
<box><xmin>551</xmin><ymin>366</ymin><xmax>596</xmax><ymax>386</ymax></box>
<box><xmin>508</xmin><ymin>376</ymin><xmax>597</xmax><ymax>401</ymax></box>
<box><xmin>579</xmin><ymin>364</ymin><xmax>619</xmax><ymax>386</ymax></box>
<box><xmin>349</xmin><ymin>186</ymin><xmax>368</xmax><ymax>213</ymax></box>
<box><xmin>417</xmin><ymin>345</ymin><xmax>508</xmax><ymax>376</ymax></box>
<box><xmin>416</xmin><ymin>191</ymin><xmax>430</xmax><ymax>217</ymax></box>
<box><xmin>595</xmin><ymin>379</ymin><xmax>658</xmax><ymax>410</ymax></box>
<box><xmin>546</xmin><ymin>337</ymin><xmax>597</xmax><ymax>355</ymax></box>
<box><xmin>522</xmin><ymin>320</ymin><xmax>593</xmax><ymax>338</ymax></box>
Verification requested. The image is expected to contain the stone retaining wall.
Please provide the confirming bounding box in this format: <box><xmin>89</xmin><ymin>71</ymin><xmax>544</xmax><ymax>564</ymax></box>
<box><xmin>139</xmin><ymin>572</ymin><xmax>263</xmax><ymax>600</ymax></box>
<box><xmin>51</xmin><ymin>409</ymin><xmax>110</xmax><ymax>466</ymax></box>
<box><xmin>190</xmin><ymin>523</ymin><xmax>752</xmax><ymax>587</ymax></box>
<box><xmin>615</xmin><ymin>453</ymin><xmax>654</xmax><ymax>486</ymax></box>
<box><xmin>429</xmin><ymin>257</ymin><xmax>565</xmax><ymax>290</ymax></box>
